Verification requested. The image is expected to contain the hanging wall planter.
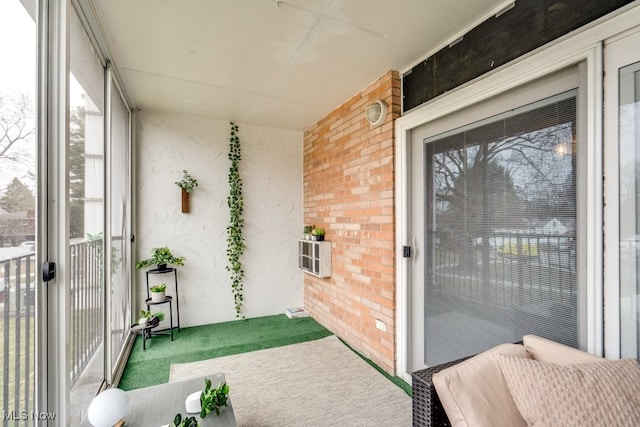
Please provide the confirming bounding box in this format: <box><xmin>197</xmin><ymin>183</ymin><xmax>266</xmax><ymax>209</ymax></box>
<box><xmin>181</xmin><ymin>189</ymin><xmax>190</xmax><ymax>213</ymax></box>
<box><xmin>175</xmin><ymin>170</ymin><xmax>198</xmax><ymax>213</ymax></box>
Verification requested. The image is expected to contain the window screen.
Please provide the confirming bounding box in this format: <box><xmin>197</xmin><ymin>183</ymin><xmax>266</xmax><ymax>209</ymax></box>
<box><xmin>424</xmin><ymin>90</ymin><xmax>578</xmax><ymax>365</ymax></box>
<box><xmin>619</xmin><ymin>62</ymin><xmax>640</xmax><ymax>360</ymax></box>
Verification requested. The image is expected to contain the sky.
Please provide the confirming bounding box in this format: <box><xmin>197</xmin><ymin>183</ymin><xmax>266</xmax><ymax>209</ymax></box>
<box><xmin>0</xmin><ymin>0</ymin><xmax>36</xmax><ymax>94</ymax></box>
<box><xmin>0</xmin><ymin>0</ymin><xmax>37</xmax><ymax>194</ymax></box>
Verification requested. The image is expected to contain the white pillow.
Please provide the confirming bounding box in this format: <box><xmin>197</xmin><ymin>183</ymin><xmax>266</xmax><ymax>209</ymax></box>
<box><xmin>523</xmin><ymin>334</ymin><xmax>604</xmax><ymax>365</ymax></box>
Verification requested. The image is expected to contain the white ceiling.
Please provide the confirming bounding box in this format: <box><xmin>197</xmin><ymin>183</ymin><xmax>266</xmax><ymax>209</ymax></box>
<box><xmin>93</xmin><ymin>0</ymin><xmax>511</xmax><ymax>131</ymax></box>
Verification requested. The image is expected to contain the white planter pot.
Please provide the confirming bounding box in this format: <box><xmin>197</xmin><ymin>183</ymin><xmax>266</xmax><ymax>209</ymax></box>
<box><xmin>151</xmin><ymin>291</ymin><xmax>165</xmax><ymax>302</ymax></box>
<box><xmin>185</xmin><ymin>391</ymin><xmax>202</xmax><ymax>413</ymax></box>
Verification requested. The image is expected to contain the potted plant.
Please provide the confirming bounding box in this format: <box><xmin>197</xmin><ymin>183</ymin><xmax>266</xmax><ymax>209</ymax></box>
<box><xmin>303</xmin><ymin>225</ymin><xmax>313</xmax><ymax>240</ymax></box>
<box><xmin>311</xmin><ymin>227</ymin><xmax>325</xmax><ymax>241</ymax></box>
<box><xmin>175</xmin><ymin>170</ymin><xmax>198</xmax><ymax>213</ymax></box>
<box><xmin>136</xmin><ymin>246</ymin><xmax>185</xmax><ymax>271</ymax></box>
<box><xmin>168</xmin><ymin>414</ymin><xmax>198</xmax><ymax>427</ymax></box>
<box><xmin>200</xmin><ymin>378</ymin><xmax>230</xmax><ymax>418</ymax></box>
<box><xmin>138</xmin><ymin>309</ymin><xmax>165</xmax><ymax>327</ymax></box>
<box><xmin>150</xmin><ymin>283</ymin><xmax>167</xmax><ymax>302</ymax></box>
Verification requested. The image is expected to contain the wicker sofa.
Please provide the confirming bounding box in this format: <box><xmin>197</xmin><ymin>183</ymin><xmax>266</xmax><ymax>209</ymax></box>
<box><xmin>410</xmin><ymin>335</ymin><xmax>640</xmax><ymax>427</ymax></box>
<box><xmin>412</xmin><ymin>353</ymin><xmax>472</xmax><ymax>427</ymax></box>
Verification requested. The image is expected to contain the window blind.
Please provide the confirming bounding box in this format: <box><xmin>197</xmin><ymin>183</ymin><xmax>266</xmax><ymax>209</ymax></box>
<box><xmin>424</xmin><ymin>91</ymin><xmax>578</xmax><ymax>365</ymax></box>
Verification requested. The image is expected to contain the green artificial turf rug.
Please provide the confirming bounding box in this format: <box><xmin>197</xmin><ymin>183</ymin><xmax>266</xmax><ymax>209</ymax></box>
<box><xmin>118</xmin><ymin>315</ymin><xmax>333</xmax><ymax>390</ymax></box>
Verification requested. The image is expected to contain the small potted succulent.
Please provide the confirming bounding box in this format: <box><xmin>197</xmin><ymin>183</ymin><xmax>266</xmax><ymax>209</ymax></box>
<box><xmin>311</xmin><ymin>227</ymin><xmax>325</xmax><ymax>241</ymax></box>
<box><xmin>303</xmin><ymin>225</ymin><xmax>313</xmax><ymax>240</ymax></box>
<box><xmin>150</xmin><ymin>283</ymin><xmax>167</xmax><ymax>302</ymax></box>
<box><xmin>138</xmin><ymin>309</ymin><xmax>165</xmax><ymax>327</ymax></box>
<box><xmin>136</xmin><ymin>246</ymin><xmax>185</xmax><ymax>271</ymax></box>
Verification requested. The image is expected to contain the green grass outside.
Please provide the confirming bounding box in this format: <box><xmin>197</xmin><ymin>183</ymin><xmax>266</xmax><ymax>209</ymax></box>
<box><xmin>1</xmin><ymin>306</ymin><xmax>100</xmax><ymax>412</ymax></box>
<box><xmin>0</xmin><ymin>314</ymin><xmax>35</xmax><ymax>412</ymax></box>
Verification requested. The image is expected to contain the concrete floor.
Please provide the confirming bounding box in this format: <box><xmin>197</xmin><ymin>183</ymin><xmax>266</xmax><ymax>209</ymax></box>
<box><xmin>69</xmin><ymin>344</ymin><xmax>104</xmax><ymax>426</ymax></box>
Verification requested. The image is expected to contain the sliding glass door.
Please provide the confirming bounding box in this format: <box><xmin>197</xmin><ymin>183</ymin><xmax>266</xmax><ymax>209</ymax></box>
<box><xmin>0</xmin><ymin>0</ymin><xmax>134</xmax><ymax>423</ymax></box>
<box><xmin>107</xmin><ymin>77</ymin><xmax>132</xmax><ymax>382</ymax></box>
<box><xmin>410</xmin><ymin>67</ymin><xmax>585</xmax><ymax>369</ymax></box>
<box><xmin>68</xmin><ymin>7</ymin><xmax>106</xmax><ymax>423</ymax></box>
<box><xmin>618</xmin><ymin>60</ymin><xmax>640</xmax><ymax>359</ymax></box>
<box><xmin>604</xmin><ymin>28</ymin><xmax>640</xmax><ymax>360</ymax></box>
<box><xmin>423</xmin><ymin>92</ymin><xmax>578</xmax><ymax>365</ymax></box>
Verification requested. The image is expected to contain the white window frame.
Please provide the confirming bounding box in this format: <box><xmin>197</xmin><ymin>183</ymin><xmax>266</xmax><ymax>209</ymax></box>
<box><xmin>395</xmin><ymin>3</ymin><xmax>640</xmax><ymax>382</ymax></box>
<box><xmin>42</xmin><ymin>0</ymin><xmax>72</xmax><ymax>422</ymax></box>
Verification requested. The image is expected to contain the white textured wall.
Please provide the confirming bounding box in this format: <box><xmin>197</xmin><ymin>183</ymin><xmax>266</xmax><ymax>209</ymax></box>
<box><xmin>136</xmin><ymin>111</ymin><xmax>303</xmax><ymax>326</ymax></box>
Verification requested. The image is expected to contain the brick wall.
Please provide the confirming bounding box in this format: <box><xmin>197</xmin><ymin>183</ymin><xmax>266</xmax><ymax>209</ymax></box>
<box><xmin>303</xmin><ymin>71</ymin><xmax>400</xmax><ymax>374</ymax></box>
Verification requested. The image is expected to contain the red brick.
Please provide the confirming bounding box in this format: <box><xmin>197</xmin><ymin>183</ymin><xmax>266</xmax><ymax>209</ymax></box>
<box><xmin>303</xmin><ymin>71</ymin><xmax>400</xmax><ymax>375</ymax></box>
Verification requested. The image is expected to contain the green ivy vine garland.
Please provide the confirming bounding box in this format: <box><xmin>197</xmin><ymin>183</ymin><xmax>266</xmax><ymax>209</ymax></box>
<box><xmin>226</xmin><ymin>122</ymin><xmax>245</xmax><ymax>317</ymax></box>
